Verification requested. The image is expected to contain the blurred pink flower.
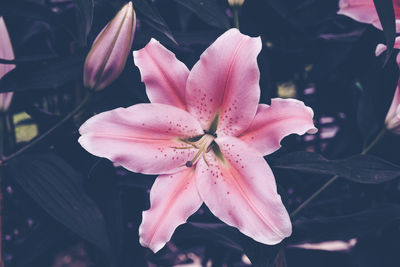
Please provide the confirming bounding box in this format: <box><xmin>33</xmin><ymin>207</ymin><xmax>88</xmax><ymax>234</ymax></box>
<box><xmin>79</xmin><ymin>29</ymin><xmax>317</xmax><ymax>252</ymax></box>
<box><xmin>0</xmin><ymin>17</ymin><xmax>15</xmax><ymax>112</ymax></box>
<box><xmin>83</xmin><ymin>2</ymin><xmax>136</xmax><ymax>91</ymax></box>
<box><xmin>337</xmin><ymin>0</ymin><xmax>400</xmax><ymax>32</ymax></box>
<box><xmin>375</xmin><ymin>37</ymin><xmax>400</xmax><ymax>133</ymax></box>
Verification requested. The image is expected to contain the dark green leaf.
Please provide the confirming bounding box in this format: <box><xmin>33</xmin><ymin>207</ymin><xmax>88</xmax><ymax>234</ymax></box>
<box><xmin>0</xmin><ymin>53</ymin><xmax>85</xmax><ymax>92</ymax></box>
<box><xmin>134</xmin><ymin>0</ymin><xmax>177</xmax><ymax>44</ymax></box>
<box><xmin>272</xmin><ymin>152</ymin><xmax>400</xmax><ymax>184</ymax></box>
<box><xmin>177</xmin><ymin>222</ymin><xmax>243</xmax><ymax>251</ymax></box>
<box><xmin>8</xmin><ymin>153</ymin><xmax>111</xmax><ymax>255</ymax></box>
<box><xmin>0</xmin><ymin>1</ymin><xmax>78</xmax><ymax>42</ymax></box>
<box><xmin>74</xmin><ymin>0</ymin><xmax>94</xmax><ymax>45</ymax></box>
<box><xmin>292</xmin><ymin>205</ymin><xmax>400</xmax><ymax>243</ymax></box>
<box><xmin>173</xmin><ymin>0</ymin><xmax>229</xmax><ymax>29</ymax></box>
<box><xmin>176</xmin><ymin>222</ymin><xmax>280</xmax><ymax>266</ymax></box>
<box><xmin>373</xmin><ymin>0</ymin><xmax>396</xmax><ymax>65</ymax></box>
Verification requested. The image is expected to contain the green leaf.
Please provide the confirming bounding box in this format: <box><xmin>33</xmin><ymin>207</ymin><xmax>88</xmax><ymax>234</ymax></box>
<box><xmin>292</xmin><ymin>205</ymin><xmax>400</xmax><ymax>243</ymax></box>
<box><xmin>0</xmin><ymin>53</ymin><xmax>85</xmax><ymax>92</ymax></box>
<box><xmin>134</xmin><ymin>0</ymin><xmax>177</xmax><ymax>44</ymax></box>
<box><xmin>272</xmin><ymin>151</ymin><xmax>400</xmax><ymax>184</ymax></box>
<box><xmin>373</xmin><ymin>0</ymin><xmax>396</xmax><ymax>65</ymax></box>
<box><xmin>74</xmin><ymin>0</ymin><xmax>94</xmax><ymax>45</ymax></box>
<box><xmin>8</xmin><ymin>153</ymin><xmax>111</xmax><ymax>255</ymax></box>
<box><xmin>0</xmin><ymin>1</ymin><xmax>78</xmax><ymax>42</ymax></box>
<box><xmin>176</xmin><ymin>222</ymin><xmax>280</xmax><ymax>266</ymax></box>
<box><xmin>173</xmin><ymin>0</ymin><xmax>229</xmax><ymax>29</ymax></box>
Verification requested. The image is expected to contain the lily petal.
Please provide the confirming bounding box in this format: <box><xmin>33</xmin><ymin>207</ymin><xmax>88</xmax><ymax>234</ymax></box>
<box><xmin>79</xmin><ymin>103</ymin><xmax>203</xmax><ymax>174</ymax></box>
<box><xmin>186</xmin><ymin>28</ymin><xmax>261</xmax><ymax>136</ymax></box>
<box><xmin>196</xmin><ymin>136</ymin><xmax>292</xmax><ymax>245</ymax></box>
<box><xmin>133</xmin><ymin>39</ymin><xmax>189</xmax><ymax>110</ymax></box>
<box><xmin>385</xmin><ymin>83</ymin><xmax>400</xmax><ymax>133</ymax></box>
<box><xmin>239</xmin><ymin>99</ymin><xmax>317</xmax><ymax>156</ymax></box>
<box><xmin>0</xmin><ymin>17</ymin><xmax>16</xmax><ymax>112</ymax></box>
<box><xmin>139</xmin><ymin>168</ymin><xmax>202</xmax><ymax>253</ymax></box>
<box><xmin>337</xmin><ymin>0</ymin><xmax>400</xmax><ymax>32</ymax></box>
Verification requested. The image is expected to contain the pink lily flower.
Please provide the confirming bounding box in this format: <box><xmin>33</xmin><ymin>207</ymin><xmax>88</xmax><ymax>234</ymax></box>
<box><xmin>337</xmin><ymin>0</ymin><xmax>400</xmax><ymax>32</ymax></box>
<box><xmin>0</xmin><ymin>17</ymin><xmax>16</xmax><ymax>112</ymax></box>
<box><xmin>79</xmin><ymin>29</ymin><xmax>317</xmax><ymax>252</ymax></box>
<box><xmin>376</xmin><ymin>37</ymin><xmax>400</xmax><ymax>133</ymax></box>
<box><xmin>83</xmin><ymin>2</ymin><xmax>136</xmax><ymax>91</ymax></box>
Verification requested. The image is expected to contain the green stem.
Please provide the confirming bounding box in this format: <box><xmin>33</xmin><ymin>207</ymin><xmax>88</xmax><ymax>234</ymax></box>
<box><xmin>0</xmin><ymin>115</ymin><xmax>5</xmax><ymax>267</ymax></box>
<box><xmin>0</xmin><ymin>92</ymin><xmax>92</xmax><ymax>165</ymax></box>
<box><xmin>290</xmin><ymin>128</ymin><xmax>387</xmax><ymax>218</ymax></box>
<box><xmin>233</xmin><ymin>8</ymin><xmax>240</xmax><ymax>29</ymax></box>
<box><xmin>0</xmin><ymin>115</ymin><xmax>5</xmax><ymax>158</ymax></box>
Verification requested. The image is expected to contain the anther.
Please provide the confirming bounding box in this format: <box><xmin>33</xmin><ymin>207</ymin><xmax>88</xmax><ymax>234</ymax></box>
<box><xmin>185</xmin><ymin>161</ymin><xmax>193</xmax><ymax>167</ymax></box>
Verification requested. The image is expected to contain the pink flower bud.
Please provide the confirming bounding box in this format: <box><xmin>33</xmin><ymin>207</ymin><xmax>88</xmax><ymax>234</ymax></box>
<box><xmin>0</xmin><ymin>17</ymin><xmax>15</xmax><ymax>112</ymax></box>
<box><xmin>84</xmin><ymin>2</ymin><xmax>136</xmax><ymax>91</ymax></box>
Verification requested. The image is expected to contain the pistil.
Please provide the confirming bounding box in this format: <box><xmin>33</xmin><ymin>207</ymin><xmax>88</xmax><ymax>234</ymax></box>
<box><xmin>180</xmin><ymin>134</ymin><xmax>215</xmax><ymax>167</ymax></box>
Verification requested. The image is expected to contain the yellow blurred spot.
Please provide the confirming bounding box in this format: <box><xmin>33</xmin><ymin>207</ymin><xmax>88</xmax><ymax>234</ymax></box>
<box><xmin>277</xmin><ymin>82</ymin><xmax>297</xmax><ymax>98</ymax></box>
<box><xmin>305</xmin><ymin>64</ymin><xmax>313</xmax><ymax>72</ymax></box>
<box><xmin>13</xmin><ymin>112</ymin><xmax>38</xmax><ymax>143</ymax></box>
<box><xmin>265</xmin><ymin>41</ymin><xmax>274</xmax><ymax>48</ymax></box>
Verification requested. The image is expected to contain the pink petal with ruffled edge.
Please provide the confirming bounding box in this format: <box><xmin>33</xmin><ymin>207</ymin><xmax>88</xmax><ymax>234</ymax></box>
<box><xmin>338</xmin><ymin>0</ymin><xmax>400</xmax><ymax>32</ymax></box>
<box><xmin>196</xmin><ymin>136</ymin><xmax>292</xmax><ymax>245</ymax></box>
<box><xmin>186</xmin><ymin>28</ymin><xmax>261</xmax><ymax>136</ymax></box>
<box><xmin>139</xmin><ymin>168</ymin><xmax>202</xmax><ymax>252</ymax></box>
<box><xmin>78</xmin><ymin>103</ymin><xmax>203</xmax><ymax>174</ymax></box>
<box><xmin>0</xmin><ymin>17</ymin><xmax>16</xmax><ymax>112</ymax></box>
<box><xmin>133</xmin><ymin>39</ymin><xmax>189</xmax><ymax>110</ymax></box>
<box><xmin>239</xmin><ymin>99</ymin><xmax>317</xmax><ymax>156</ymax></box>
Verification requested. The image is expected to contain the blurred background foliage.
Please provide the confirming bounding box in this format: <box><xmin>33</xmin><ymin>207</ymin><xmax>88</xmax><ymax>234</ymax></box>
<box><xmin>1</xmin><ymin>0</ymin><xmax>400</xmax><ymax>266</ymax></box>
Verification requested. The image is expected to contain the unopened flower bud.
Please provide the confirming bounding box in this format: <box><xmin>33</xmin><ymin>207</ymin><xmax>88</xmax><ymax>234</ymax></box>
<box><xmin>228</xmin><ymin>0</ymin><xmax>245</xmax><ymax>7</ymax></box>
<box><xmin>0</xmin><ymin>17</ymin><xmax>15</xmax><ymax>112</ymax></box>
<box><xmin>84</xmin><ymin>2</ymin><xmax>136</xmax><ymax>91</ymax></box>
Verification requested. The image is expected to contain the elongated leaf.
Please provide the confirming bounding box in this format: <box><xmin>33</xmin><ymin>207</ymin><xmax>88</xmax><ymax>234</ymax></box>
<box><xmin>272</xmin><ymin>152</ymin><xmax>400</xmax><ymax>184</ymax></box>
<box><xmin>0</xmin><ymin>1</ymin><xmax>78</xmax><ymax>42</ymax></box>
<box><xmin>292</xmin><ymin>205</ymin><xmax>400</xmax><ymax>243</ymax></box>
<box><xmin>0</xmin><ymin>53</ymin><xmax>84</xmax><ymax>92</ymax></box>
<box><xmin>74</xmin><ymin>0</ymin><xmax>94</xmax><ymax>45</ymax></box>
<box><xmin>373</xmin><ymin>0</ymin><xmax>396</xmax><ymax>65</ymax></box>
<box><xmin>176</xmin><ymin>222</ymin><xmax>280</xmax><ymax>266</ymax></box>
<box><xmin>134</xmin><ymin>0</ymin><xmax>177</xmax><ymax>44</ymax></box>
<box><xmin>8</xmin><ymin>153</ymin><xmax>111</xmax><ymax>255</ymax></box>
<box><xmin>173</xmin><ymin>0</ymin><xmax>229</xmax><ymax>29</ymax></box>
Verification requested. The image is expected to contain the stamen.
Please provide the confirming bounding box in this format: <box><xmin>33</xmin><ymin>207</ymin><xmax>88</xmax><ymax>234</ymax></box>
<box><xmin>184</xmin><ymin>134</ymin><xmax>215</xmax><ymax>168</ymax></box>
<box><xmin>202</xmin><ymin>151</ymin><xmax>210</xmax><ymax>167</ymax></box>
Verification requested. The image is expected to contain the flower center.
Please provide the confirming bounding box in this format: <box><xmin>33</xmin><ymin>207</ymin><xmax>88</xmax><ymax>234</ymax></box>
<box><xmin>183</xmin><ymin>134</ymin><xmax>215</xmax><ymax>167</ymax></box>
